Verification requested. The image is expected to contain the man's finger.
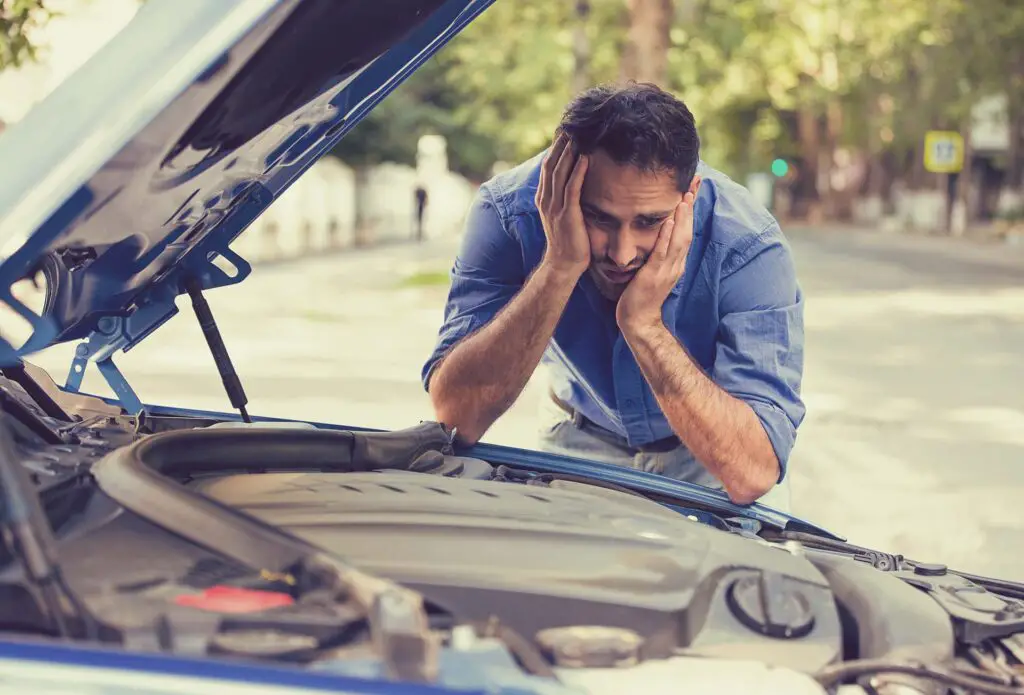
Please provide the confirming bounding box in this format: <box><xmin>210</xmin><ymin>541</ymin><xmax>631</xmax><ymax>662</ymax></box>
<box><xmin>652</xmin><ymin>214</ymin><xmax>675</xmax><ymax>261</ymax></box>
<box><xmin>551</xmin><ymin>139</ymin><xmax>577</xmax><ymax>210</ymax></box>
<box><xmin>565</xmin><ymin>153</ymin><xmax>589</xmax><ymax>207</ymax></box>
<box><xmin>668</xmin><ymin>193</ymin><xmax>694</xmax><ymax>258</ymax></box>
<box><xmin>539</xmin><ymin>133</ymin><xmax>569</xmax><ymax>208</ymax></box>
<box><xmin>545</xmin><ymin>132</ymin><xmax>569</xmax><ymax>173</ymax></box>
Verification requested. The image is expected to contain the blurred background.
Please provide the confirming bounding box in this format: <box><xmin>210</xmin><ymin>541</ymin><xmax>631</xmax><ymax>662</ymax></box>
<box><xmin>2</xmin><ymin>0</ymin><xmax>1023</xmax><ymax>579</ymax></box>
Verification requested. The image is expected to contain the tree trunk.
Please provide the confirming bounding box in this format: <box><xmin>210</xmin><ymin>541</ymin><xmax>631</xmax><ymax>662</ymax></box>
<box><xmin>1009</xmin><ymin>51</ymin><xmax>1024</xmax><ymax>193</ymax></box>
<box><xmin>620</xmin><ymin>0</ymin><xmax>672</xmax><ymax>84</ymax></box>
<box><xmin>1007</xmin><ymin>101</ymin><xmax>1023</xmax><ymax>192</ymax></box>
<box><xmin>908</xmin><ymin>141</ymin><xmax>926</xmax><ymax>190</ymax></box>
<box><xmin>793</xmin><ymin>106</ymin><xmax>822</xmax><ymax>222</ymax></box>
<box><xmin>353</xmin><ymin>167</ymin><xmax>372</xmax><ymax>247</ymax></box>
<box><xmin>822</xmin><ymin>100</ymin><xmax>846</xmax><ymax>220</ymax></box>
<box><xmin>952</xmin><ymin>123</ymin><xmax>973</xmax><ymax>236</ymax></box>
<box><xmin>572</xmin><ymin>0</ymin><xmax>591</xmax><ymax>94</ymax></box>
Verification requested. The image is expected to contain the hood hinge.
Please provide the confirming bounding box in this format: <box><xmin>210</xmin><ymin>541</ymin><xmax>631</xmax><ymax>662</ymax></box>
<box><xmin>62</xmin><ymin>245</ymin><xmax>252</xmax><ymax>417</ymax></box>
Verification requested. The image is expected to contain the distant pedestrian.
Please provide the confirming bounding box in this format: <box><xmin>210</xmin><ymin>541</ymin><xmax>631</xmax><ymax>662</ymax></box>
<box><xmin>414</xmin><ymin>185</ymin><xmax>428</xmax><ymax>242</ymax></box>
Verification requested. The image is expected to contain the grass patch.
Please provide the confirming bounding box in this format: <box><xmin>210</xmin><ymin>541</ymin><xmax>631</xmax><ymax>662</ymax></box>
<box><xmin>396</xmin><ymin>270</ymin><xmax>450</xmax><ymax>288</ymax></box>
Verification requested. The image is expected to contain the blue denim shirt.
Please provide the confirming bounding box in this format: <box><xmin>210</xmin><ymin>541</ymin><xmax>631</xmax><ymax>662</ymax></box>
<box><xmin>422</xmin><ymin>153</ymin><xmax>806</xmax><ymax>478</ymax></box>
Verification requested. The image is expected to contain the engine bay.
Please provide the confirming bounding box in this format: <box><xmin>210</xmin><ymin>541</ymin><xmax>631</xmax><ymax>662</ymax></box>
<box><xmin>0</xmin><ymin>372</ymin><xmax>1023</xmax><ymax>694</ymax></box>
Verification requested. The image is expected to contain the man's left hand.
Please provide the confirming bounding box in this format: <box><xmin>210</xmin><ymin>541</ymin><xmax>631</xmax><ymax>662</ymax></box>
<box><xmin>616</xmin><ymin>175</ymin><xmax>701</xmax><ymax>333</ymax></box>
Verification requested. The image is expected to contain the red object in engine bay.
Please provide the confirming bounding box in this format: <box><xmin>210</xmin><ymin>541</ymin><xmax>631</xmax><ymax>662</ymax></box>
<box><xmin>175</xmin><ymin>585</ymin><xmax>295</xmax><ymax>613</ymax></box>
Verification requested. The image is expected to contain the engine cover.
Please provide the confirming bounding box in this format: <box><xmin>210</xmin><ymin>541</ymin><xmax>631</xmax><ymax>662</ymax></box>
<box><xmin>193</xmin><ymin>471</ymin><xmax>842</xmax><ymax>671</ymax></box>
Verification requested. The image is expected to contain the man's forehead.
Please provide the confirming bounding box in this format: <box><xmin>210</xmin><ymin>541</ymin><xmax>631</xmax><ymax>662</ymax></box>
<box><xmin>580</xmin><ymin>153</ymin><xmax>680</xmax><ymax>218</ymax></box>
<box><xmin>580</xmin><ymin>188</ymin><xmax>678</xmax><ymax>220</ymax></box>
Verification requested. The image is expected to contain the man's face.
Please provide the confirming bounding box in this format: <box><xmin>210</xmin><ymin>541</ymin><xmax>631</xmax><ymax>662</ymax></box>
<box><xmin>579</xmin><ymin>148</ymin><xmax>683</xmax><ymax>301</ymax></box>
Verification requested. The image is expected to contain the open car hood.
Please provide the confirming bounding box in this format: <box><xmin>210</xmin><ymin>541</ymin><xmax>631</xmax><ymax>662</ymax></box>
<box><xmin>0</xmin><ymin>0</ymin><xmax>492</xmax><ymax>368</ymax></box>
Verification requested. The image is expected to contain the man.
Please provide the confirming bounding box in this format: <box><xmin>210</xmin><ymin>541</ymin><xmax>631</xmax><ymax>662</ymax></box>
<box><xmin>421</xmin><ymin>83</ymin><xmax>805</xmax><ymax>509</ymax></box>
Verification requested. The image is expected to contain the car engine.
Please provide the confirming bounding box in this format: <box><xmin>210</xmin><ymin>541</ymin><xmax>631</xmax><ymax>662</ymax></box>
<box><xmin>2</xmin><ymin>394</ymin><xmax>1023</xmax><ymax>695</ymax></box>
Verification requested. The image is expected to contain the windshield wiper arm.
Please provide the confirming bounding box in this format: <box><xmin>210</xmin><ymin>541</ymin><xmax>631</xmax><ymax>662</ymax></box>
<box><xmin>0</xmin><ymin>416</ymin><xmax>98</xmax><ymax>638</ymax></box>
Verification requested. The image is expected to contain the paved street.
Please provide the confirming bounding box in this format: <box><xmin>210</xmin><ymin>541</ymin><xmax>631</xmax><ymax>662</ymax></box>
<box><xmin>29</xmin><ymin>227</ymin><xmax>1024</xmax><ymax>581</ymax></box>
<box><xmin>782</xmin><ymin>227</ymin><xmax>1024</xmax><ymax>581</ymax></box>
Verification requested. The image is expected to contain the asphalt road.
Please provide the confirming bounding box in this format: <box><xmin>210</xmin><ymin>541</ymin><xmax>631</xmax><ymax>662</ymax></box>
<box><xmin>29</xmin><ymin>226</ymin><xmax>1024</xmax><ymax>581</ymax></box>
<box><xmin>783</xmin><ymin>227</ymin><xmax>1024</xmax><ymax>581</ymax></box>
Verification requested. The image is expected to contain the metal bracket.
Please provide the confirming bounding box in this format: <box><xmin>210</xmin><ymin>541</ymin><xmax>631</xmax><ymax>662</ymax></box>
<box><xmin>65</xmin><ymin>353</ymin><xmax>144</xmax><ymax>416</ymax></box>
<box><xmin>63</xmin><ymin>244</ymin><xmax>252</xmax><ymax>415</ymax></box>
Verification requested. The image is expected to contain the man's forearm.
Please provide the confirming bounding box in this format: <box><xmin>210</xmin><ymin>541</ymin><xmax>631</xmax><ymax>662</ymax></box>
<box><xmin>622</xmin><ymin>321</ymin><xmax>780</xmax><ymax>504</ymax></box>
<box><xmin>429</xmin><ymin>262</ymin><xmax>579</xmax><ymax>444</ymax></box>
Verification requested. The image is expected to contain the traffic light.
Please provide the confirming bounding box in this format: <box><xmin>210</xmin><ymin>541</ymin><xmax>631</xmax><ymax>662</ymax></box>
<box><xmin>771</xmin><ymin>158</ymin><xmax>789</xmax><ymax>177</ymax></box>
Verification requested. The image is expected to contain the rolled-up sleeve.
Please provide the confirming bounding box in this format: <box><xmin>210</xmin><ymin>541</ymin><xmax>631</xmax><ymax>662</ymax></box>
<box><xmin>421</xmin><ymin>185</ymin><xmax>527</xmax><ymax>392</ymax></box>
<box><xmin>712</xmin><ymin>226</ymin><xmax>806</xmax><ymax>481</ymax></box>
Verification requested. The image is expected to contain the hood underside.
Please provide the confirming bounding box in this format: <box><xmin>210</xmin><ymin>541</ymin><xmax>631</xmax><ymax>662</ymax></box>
<box><xmin>0</xmin><ymin>0</ymin><xmax>493</xmax><ymax>364</ymax></box>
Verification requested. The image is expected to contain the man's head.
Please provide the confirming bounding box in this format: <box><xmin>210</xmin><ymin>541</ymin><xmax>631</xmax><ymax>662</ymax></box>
<box><xmin>556</xmin><ymin>82</ymin><xmax>700</xmax><ymax>300</ymax></box>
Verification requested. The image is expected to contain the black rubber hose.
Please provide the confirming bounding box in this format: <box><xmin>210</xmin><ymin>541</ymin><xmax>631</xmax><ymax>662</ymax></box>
<box><xmin>816</xmin><ymin>659</ymin><xmax>1024</xmax><ymax>694</ymax></box>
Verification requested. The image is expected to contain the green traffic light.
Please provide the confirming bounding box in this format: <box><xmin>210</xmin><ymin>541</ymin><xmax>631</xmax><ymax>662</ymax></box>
<box><xmin>771</xmin><ymin>159</ymin><xmax>789</xmax><ymax>177</ymax></box>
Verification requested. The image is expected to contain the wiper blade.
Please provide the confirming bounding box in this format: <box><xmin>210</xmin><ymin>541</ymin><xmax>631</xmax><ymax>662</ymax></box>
<box><xmin>0</xmin><ymin>416</ymin><xmax>98</xmax><ymax>638</ymax></box>
<box><xmin>766</xmin><ymin>529</ymin><xmax>1024</xmax><ymax>600</ymax></box>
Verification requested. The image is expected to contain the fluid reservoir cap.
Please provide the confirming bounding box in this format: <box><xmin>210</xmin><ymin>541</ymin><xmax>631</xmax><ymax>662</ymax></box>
<box><xmin>726</xmin><ymin>571</ymin><xmax>815</xmax><ymax>639</ymax></box>
<box><xmin>212</xmin><ymin>629</ymin><xmax>318</xmax><ymax>658</ymax></box>
<box><xmin>913</xmin><ymin>562</ymin><xmax>948</xmax><ymax>577</ymax></box>
<box><xmin>535</xmin><ymin>625</ymin><xmax>644</xmax><ymax>668</ymax></box>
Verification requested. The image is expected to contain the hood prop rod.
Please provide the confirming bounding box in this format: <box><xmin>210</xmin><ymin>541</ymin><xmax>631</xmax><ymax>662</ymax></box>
<box><xmin>183</xmin><ymin>277</ymin><xmax>251</xmax><ymax>423</ymax></box>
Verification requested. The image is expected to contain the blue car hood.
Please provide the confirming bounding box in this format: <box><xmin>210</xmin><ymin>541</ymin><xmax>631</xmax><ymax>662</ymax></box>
<box><xmin>0</xmin><ymin>0</ymin><xmax>493</xmax><ymax>364</ymax></box>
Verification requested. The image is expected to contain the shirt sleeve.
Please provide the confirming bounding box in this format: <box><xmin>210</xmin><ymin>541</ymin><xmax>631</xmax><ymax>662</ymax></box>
<box><xmin>421</xmin><ymin>184</ymin><xmax>527</xmax><ymax>392</ymax></box>
<box><xmin>712</xmin><ymin>225</ymin><xmax>806</xmax><ymax>481</ymax></box>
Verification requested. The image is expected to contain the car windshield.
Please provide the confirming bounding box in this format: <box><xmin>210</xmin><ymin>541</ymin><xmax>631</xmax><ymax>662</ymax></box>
<box><xmin>1</xmin><ymin>0</ymin><xmax>1022</xmax><ymax>591</ymax></box>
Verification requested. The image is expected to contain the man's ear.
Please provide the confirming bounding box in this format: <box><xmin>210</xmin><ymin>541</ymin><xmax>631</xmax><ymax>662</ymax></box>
<box><xmin>690</xmin><ymin>174</ymin><xmax>702</xmax><ymax>196</ymax></box>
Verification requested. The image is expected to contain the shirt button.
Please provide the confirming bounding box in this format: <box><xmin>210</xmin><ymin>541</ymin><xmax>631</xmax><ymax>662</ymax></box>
<box><xmin>624</xmin><ymin>399</ymin><xmax>637</xmax><ymax>409</ymax></box>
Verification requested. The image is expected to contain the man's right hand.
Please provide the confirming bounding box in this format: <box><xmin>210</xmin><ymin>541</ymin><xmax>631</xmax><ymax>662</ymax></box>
<box><xmin>535</xmin><ymin>132</ymin><xmax>591</xmax><ymax>277</ymax></box>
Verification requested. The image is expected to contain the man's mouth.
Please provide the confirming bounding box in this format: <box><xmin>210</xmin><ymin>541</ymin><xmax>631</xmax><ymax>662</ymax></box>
<box><xmin>599</xmin><ymin>267</ymin><xmax>637</xmax><ymax>284</ymax></box>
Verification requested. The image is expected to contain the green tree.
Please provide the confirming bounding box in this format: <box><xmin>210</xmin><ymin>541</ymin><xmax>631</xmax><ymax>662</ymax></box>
<box><xmin>330</xmin><ymin>53</ymin><xmax>497</xmax><ymax>182</ymax></box>
<box><xmin>1</xmin><ymin>0</ymin><xmax>50</xmax><ymax>71</ymax></box>
<box><xmin>334</xmin><ymin>0</ymin><xmax>1024</xmax><ymax>223</ymax></box>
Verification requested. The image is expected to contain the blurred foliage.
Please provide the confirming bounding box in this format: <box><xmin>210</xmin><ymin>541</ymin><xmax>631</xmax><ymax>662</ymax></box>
<box><xmin>330</xmin><ymin>54</ymin><xmax>497</xmax><ymax>181</ymax></box>
<box><xmin>334</xmin><ymin>0</ymin><xmax>1024</xmax><ymax>187</ymax></box>
<box><xmin>4</xmin><ymin>0</ymin><xmax>1019</xmax><ymax>188</ymax></box>
<box><xmin>0</xmin><ymin>0</ymin><xmax>51</xmax><ymax>71</ymax></box>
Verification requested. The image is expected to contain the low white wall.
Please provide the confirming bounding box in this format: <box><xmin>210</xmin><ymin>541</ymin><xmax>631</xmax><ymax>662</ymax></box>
<box><xmin>233</xmin><ymin>158</ymin><xmax>476</xmax><ymax>264</ymax></box>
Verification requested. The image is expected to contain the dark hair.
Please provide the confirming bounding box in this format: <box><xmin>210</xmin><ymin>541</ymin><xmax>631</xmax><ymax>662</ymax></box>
<box><xmin>556</xmin><ymin>82</ymin><xmax>700</xmax><ymax>191</ymax></box>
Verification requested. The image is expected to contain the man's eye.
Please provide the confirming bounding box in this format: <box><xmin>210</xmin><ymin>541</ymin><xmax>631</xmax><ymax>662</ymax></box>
<box><xmin>636</xmin><ymin>218</ymin><xmax>661</xmax><ymax>229</ymax></box>
<box><xmin>585</xmin><ymin>211</ymin><xmax>615</xmax><ymax>228</ymax></box>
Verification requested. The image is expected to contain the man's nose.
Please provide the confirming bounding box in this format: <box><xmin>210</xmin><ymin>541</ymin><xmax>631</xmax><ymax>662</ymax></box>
<box><xmin>607</xmin><ymin>232</ymin><xmax>635</xmax><ymax>268</ymax></box>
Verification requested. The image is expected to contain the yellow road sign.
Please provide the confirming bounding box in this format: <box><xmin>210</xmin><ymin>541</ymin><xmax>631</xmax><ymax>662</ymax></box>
<box><xmin>924</xmin><ymin>131</ymin><xmax>964</xmax><ymax>173</ymax></box>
